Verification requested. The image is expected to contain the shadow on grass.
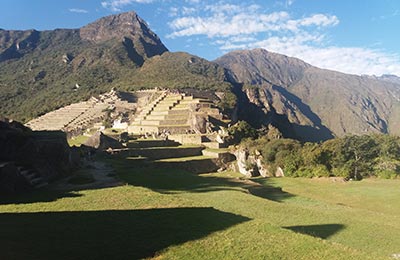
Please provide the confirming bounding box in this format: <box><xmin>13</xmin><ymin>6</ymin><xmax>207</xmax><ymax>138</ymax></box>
<box><xmin>112</xmin><ymin>158</ymin><xmax>296</xmax><ymax>203</ymax></box>
<box><xmin>0</xmin><ymin>190</ymin><xmax>82</xmax><ymax>205</ymax></box>
<box><xmin>247</xmin><ymin>185</ymin><xmax>294</xmax><ymax>202</ymax></box>
<box><xmin>283</xmin><ymin>224</ymin><xmax>345</xmax><ymax>239</ymax></box>
<box><xmin>0</xmin><ymin>207</ymin><xmax>250</xmax><ymax>260</ymax></box>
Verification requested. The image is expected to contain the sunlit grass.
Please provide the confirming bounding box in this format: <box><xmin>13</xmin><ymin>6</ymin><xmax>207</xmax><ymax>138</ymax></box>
<box><xmin>1</xmin><ymin>157</ymin><xmax>399</xmax><ymax>259</ymax></box>
<box><xmin>67</xmin><ymin>134</ymin><xmax>90</xmax><ymax>147</ymax></box>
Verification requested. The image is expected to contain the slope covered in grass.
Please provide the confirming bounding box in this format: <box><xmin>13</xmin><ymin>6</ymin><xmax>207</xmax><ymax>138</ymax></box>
<box><xmin>1</xmin><ymin>156</ymin><xmax>399</xmax><ymax>259</ymax></box>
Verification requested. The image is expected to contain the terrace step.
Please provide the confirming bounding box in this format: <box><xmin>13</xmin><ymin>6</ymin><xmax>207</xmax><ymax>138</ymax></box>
<box><xmin>127</xmin><ymin>140</ymin><xmax>180</xmax><ymax>148</ymax></box>
<box><xmin>115</xmin><ymin>146</ymin><xmax>204</xmax><ymax>159</ymax></box>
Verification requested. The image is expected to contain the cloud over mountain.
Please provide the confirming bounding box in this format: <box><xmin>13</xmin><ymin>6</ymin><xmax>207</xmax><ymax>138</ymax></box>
<box><xmin>167</xmin><ymin>1</ymin><xmax>400</xmax><ymax>76</ymax></box>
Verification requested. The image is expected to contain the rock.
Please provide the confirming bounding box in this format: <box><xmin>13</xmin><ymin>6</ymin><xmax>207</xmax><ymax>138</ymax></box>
<box><xmin>256</xmin><ymin>157</ymin><xmax>269</xmax><ymax>177</ymax></box>
<box><xmin>0</xmin><ymin>119</ymin><xmax>78</xmax><ymax>193</ymax></box>
<box><xmin>190</xmin><ymin>114</ymin><xmax>207</xmax><ymax>134</ymax></box>
<box><xmin>216</xmin><ymin>134</ymin><xmax>224</xmax><ymax>144</ymax></box>
<box><xmin>275</xmin><ymin>167</ymin><xmax>285</xmax><ymax>177</ymax></box>
<box><xmin>84</xmin><ymin>131</ymin><xmax>123</xmax><ymax>150</ymax></box>
<box><xmin>232</xmin><ymin>147</ymin><xmax>271</xmax><ymax>177</ymax></box>
<box><xmin>233</xmin><ymin>148</ymin><xmax>254</xmax><ymax>177</ymax></box>
<box><xmin>62</xmin><ymin>53</ymin><xmax>73</xmax><ymax>63</ymax></box>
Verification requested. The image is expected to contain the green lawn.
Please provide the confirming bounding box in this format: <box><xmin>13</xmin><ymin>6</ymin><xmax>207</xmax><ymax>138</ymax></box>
<box><xmin>67</xmin><ymin>134</ymin><xmax>90</xmax><ymax>147</ymax></box>
<box><xmin>1</xmin><ymin>157</ymin><xmax>399</xmax><ymax>259</ymax></box>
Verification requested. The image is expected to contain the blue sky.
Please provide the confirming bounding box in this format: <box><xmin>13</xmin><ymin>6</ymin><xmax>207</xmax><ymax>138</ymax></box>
<box><xmin>1</xmin><ymin>0</ymin><xmax>400</xmax><ymax>76</ymax></box>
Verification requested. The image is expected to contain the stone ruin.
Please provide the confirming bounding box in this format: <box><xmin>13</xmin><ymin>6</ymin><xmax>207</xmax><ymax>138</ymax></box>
<box><xmin>0</xmin><ymin>119</ymin><xmax>80</xmax><ymax>194</ymax></box>
<box><xmin>25</xmin><ymin>88</ymin><xmax>140</xmax><ymax>136</ymax></box>
<box><xmin>25</xmin><ymin>88</ymin><xmax>228</xmax><ymax>142</ymax></box>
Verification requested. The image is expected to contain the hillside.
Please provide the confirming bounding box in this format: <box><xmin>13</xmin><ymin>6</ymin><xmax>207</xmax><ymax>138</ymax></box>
<box><xmin>3</xmin><ymin>11</ymin><xmax>400</xmax><ymax>141</ymax></box>
<box><xmin>215</xmin><ymin>49</ymin><xmax>400</xmax><ymax>140</ymax></box>
<box><xmin>0</xmin><ymin>11</ymin><xmax>169</xmax><ymax>121</ymax></box>
<box><xmin>0</xmin><ymin>11</ymin><xmax>235</xmax><ymax>122</ymax></box>
<box><xmin>131</xmin><ymin>52</ymin><xmax>232</xmax><ymax>90</ymax></box>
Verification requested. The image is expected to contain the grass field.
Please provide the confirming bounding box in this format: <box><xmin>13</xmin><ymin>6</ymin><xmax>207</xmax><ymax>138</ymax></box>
<box><xmin>1</xmin><ymin>156</ymin><xmax>400</xmax><ymax>259</ymax></box>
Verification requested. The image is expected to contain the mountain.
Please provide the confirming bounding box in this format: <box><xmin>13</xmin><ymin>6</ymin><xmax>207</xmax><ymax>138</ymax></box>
<box><xmin>3</xmin><ymin>11</ymin><xmax>400</xmax><ymax>142</ymax></box>
<box><xmin>215</xmin><ymin>49</ymin><xmax>400</xmax><ymax>141</ymax></box>
<box><xmin>0</xmin><ymin>11</ymin><xmax>234</xmax><ymax>122</ymax></box>
<box><xmin>378</xmin><ymin>74</ymin><xmax>400</xmax><ymax>85</ymax></box>
<box><xmin>0</xmin><ymin>11</ymin><xmax>169</xmax><ymax>121</ymax></box>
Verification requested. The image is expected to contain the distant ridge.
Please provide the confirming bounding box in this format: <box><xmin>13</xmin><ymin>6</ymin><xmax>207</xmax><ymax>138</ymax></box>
<box><xmin>215</xmin><ymin>49</ymin><xmax>400</xmax><ymax>140</ymax></box>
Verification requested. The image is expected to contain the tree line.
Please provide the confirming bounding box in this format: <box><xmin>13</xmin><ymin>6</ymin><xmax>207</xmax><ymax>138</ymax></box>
<box><xmin>232</xmin><ymin>122</ymin><xmax>400</xmax><ymax>179</ymax></box>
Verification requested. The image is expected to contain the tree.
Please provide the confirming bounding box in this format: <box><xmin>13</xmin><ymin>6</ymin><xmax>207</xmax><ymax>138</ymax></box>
<box><xmin>340</xmin><ymin>135</ymin><xmax>379</xmax><ymax>180</ymax></box>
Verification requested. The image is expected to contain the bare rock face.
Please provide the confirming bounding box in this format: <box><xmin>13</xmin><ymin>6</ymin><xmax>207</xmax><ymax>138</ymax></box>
<box><xmin>80</xmin><ymin>11</ymin><xmax>168</xmax><ymax>63</ymax></box>
<box><xmin>81</xmin><ymin>11</ymin><xmax>140</xmax><ymax>42</ymax></box>
<box><xmin>215</xmin><ymin>48</ymin><xmax>310</xmax><ymax>87</ymax></box>
<box><xmin>242</xmin><ymin>85</ymin><xmax>333</xmax><ymax>142</ymax></box>
<box><xmin>216</xmin><ymin>48</ymin><xmax>400</xmax><ymax>141</ymax></box>
<box><xmin>0</xmin><ymin>29</ymin><xmax>40</xmax><ymax>61</ymax></box>
<box><xmin>233</xmin><ymin>148</ymin><xmax>270</xmax><ymax>177</ymax></box>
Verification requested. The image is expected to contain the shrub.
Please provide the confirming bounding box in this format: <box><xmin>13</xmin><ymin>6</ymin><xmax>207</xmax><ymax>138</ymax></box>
<box><xmin>375</xmin><ymin>170</ymin><xmax>398</xmax><ymax>179</ymax></box>
<box><xmin>228</xmin><ymin>121</ymin><xmax>258</xmax><ymax>143</ymax></box>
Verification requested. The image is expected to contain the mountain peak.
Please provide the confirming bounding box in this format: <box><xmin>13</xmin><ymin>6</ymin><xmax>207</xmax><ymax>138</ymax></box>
<box><xmin>215</xmin><ymin>48</ymin><xmax>310</xmax><ymax>87</ymax></box>
<box><xmin>80</xmin><ymin>11</ymin><xmax>158</xmax><ymax>43</ymax></box>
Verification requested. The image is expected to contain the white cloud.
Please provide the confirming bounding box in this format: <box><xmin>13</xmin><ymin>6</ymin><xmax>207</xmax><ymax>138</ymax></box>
<box><xmin>168</xmin><ymin>10</ymin><xmax>291</xmax><ymax>38</ymax></box>
<box><xmin>185</xmin><ymin>0</ymin><xmax>200</xmax><ymax>3</ymax></box>
<box><xmin>168</xmin><ymin>3</ymin><xmax>338</xmax><ymax>38</ymax></box>
<box><xmin>167</xmin><ymin>2</ymin><xmax>400</xmax><ymax>76</ymax></box>
<box><xmin>101</xmin><ymin>0</ymin><xmax>154</xmax><ymax>12</ymax></box>
<box><xmin>68</xmin><ymin>8</ymin><xmax>88</xmax><ymax>14</ymax></box>
<box><xmin>226</xmin><ymin>34</ymin><xmax>400</xmax><ymax>76</ymax></box>
<box><xmin>298</xmin><ymin>14</ymin><xmax>339</xmax><ymax>27</ymax></box>
<box><xmin>286</xmin><ymin>0</ymin><xmax>295</xmax><ymax>6</ymax></box>
<box><xmin>169</xmin><ymin>7</ymin><xmax>179</xmax><ymax>17</ymax></box>
<box><xmin>182</xmin><ymin>7</ymin><xmax>196</xmax><ymax>15</ymax></box>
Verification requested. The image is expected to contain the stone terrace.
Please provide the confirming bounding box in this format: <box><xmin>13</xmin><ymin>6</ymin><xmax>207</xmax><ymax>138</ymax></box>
<box><xmin>128</xmin><ymin>92</ymin><xmax>218</xmax><ymax>135</ymax></box>
<box><xmin>25</xmin><ymin>89</ymin><xmax>142</xmax><ymax>133</ymax></box>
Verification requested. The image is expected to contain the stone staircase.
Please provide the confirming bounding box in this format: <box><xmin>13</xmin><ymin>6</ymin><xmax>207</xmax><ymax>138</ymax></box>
<box><xmin>18</xmin><ymin>166</ymin><xmax>48</xmax><ymax>189</ymax></box>
<box><xmin>128</xmin><ymin>92</ymin><xmax>217</xmax><ymax>135</ymax></box>
<box><xmin>109</xmin><ymin>133</ymin><xmax>235</xmax><ymax>174</ymax></box>
<box><xmin>26</xmin><ymin>102</ymin><xmax>94</xmax><ymax>131</ymax></box>
<box><xmin>111</xmin><ymin>137</ymin><xmax>234</xmax><ymax>174</ymax></box>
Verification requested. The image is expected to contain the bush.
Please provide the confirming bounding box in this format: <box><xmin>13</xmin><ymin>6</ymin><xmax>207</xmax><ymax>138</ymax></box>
<box><xmin>375</xmin><ymin>170</ymin><xmax>398</xmax><ymax>179</ymax></box>
<box><xmin>228</xmin><ymin>121</ymin><xmax>258</xmax><ymax>143</ymax></box>
<box><xmin>331</xmin><ymin>166</ymin><xmax>351</xmax><ymax>178</ymax></box>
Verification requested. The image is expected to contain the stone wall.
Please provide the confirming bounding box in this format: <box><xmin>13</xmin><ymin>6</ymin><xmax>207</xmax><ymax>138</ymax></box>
<box><xmin>0</xmin><ymin>120</ymin><xmax>80</xmax><ymax>194</ymax></box>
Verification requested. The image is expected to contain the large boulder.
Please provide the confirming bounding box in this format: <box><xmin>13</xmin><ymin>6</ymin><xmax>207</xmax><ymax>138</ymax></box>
<box><xmin>84</xmin><ymin>131</ymin><xmax>123</xmax><ymax>150</ymax></box>
<box><xmin>232</xmin><ymin>147</ymin><xmax>270</xmax><ymax>177</ymax></box>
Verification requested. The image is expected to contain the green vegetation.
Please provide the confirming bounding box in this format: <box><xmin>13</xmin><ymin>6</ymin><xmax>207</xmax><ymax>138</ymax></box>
<box><xmin>67</xmin><ymin>135</ymin><xmax>90</xmax><ymax>147</ymax></box>
<box><xmin>1</xmin><ymin>154</ymin><xmax>399</xmax><ymax>259</ymax></box>
<box><xmin>241</xmin><ymin>134</ymin><xmax>400</xmax><ymax>179</ymax></box>
<box><xmin>227</xmin><ymin>120</ymin><xmax>258</xmax><ymax>143</ymax></box>
<box><xmin>0</xmin><ymin>36</ymin><xmax>234</xmax><ymax>123</ymax></box>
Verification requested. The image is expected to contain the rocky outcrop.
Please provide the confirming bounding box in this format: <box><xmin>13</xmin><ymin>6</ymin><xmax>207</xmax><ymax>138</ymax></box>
<box><xmin>232</xmin><ymin>148</ymin><xmax>270</xmax><ymax>177</ymax></box>
<box><xmin>84</xmin><ymin>131</ymin><xmax>123</xmax><ymax>150</ymax></box>
<box><xmin>0</xmin><ymin>29</ymin><xmax>40</xmax><ymax>62</ymax></box>
<box><xmin>216</xmin><ymin>48</ymin><xmax>400</xmax><ymax>140</ymax></box>
<box><xmin>240</xmin><ymin>85</ymin><xmax>333</xmax><ymax>141</ymax></box>
<box><xmin>80</xmin><ymin>11</ymin><xmax>168</xmax><ymax>65</ymax></box>
<box><xmin>0</xmin><ymin>119</ymin><xmax>80</xmax><ymax>194</ymax></box>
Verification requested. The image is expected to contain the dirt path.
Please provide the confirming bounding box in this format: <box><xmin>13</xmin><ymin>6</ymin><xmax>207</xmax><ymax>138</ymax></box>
<box><xmin>50</xmin><ymin>160</ymin><xmax>123</xmax><ymax>191</ymax></box>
